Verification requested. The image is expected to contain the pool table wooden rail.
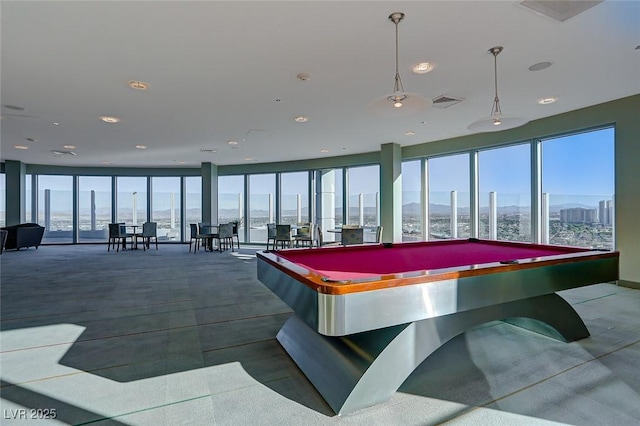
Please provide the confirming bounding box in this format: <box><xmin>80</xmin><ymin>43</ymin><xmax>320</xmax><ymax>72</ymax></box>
<box><xmin>258</xmin><ymin>244</ymin><xmax>619</xmax><ymax>296</ymax></box>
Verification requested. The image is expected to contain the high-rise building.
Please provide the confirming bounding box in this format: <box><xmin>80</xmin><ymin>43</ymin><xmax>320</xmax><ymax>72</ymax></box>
<box><xmin>560</xmin><ymin>207</ymin><xmax>598</xmax><ymax>224</ymax></box>
<box><xmin>599</xmin><ymin>200</ymin><xmax>613</xmax><ymax>225</ymax></box>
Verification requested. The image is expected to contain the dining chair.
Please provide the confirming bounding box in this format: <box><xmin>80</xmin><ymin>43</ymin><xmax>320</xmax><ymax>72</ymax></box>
<box><xmin>0</xmin><ymin>229</ymin><xmax>7</xmax><ymax>255</ymax></box>
<box><xmin>108</xmin><ymin>223</ymin><xmax>131</xmax><ymax>252</ymax></box>
<box><xmin>266</xmin><ymin>223</ymin><xmax>277</xmax><ymax>250</ymax></box>
<box><xmin>107</xmin><ymin>223</ymin><xmax>119</xmax><ymax>251</ymax></box>
<box><xmin>341</xmin><ymin>227</ymin><xmax>364</xmax><ymax>245</ymax></box>
<box><xmin>137</xmin><ymin>222</ymin><xmax>158</xmax><ymax>251</ymax></box>
<box><xmin>189</xmin><ymin>223</ymin><xmax>204</xmax><ymax>253</ymax></box>
<box><xmin>375</xmin><ymin>225</ymin><xmax>384</xmax><ymax>244</ymax></box>
<box><xmin>293</xmin><ymin>222</ymin><xmax>314</xmax><ymax>248</ymax></box>
<box><xmin>215</xmin><ymin>222</ymin><xmax>234</xmax><ymax>252</ymax></box>
<box><xmin>275</xmin><ymin>224</ymin><xmax>293</xmax><ymax>249</ymax></box>
<box><xmin>198</xmin><ymin>222</ymin><xmax>211</xmax><ymax>250</ymax></box>
<box><xmin>231</xmin><ymin>221</ymin><xmax>241</xmax><ymax>250</ymax></box>
<box><xmin>315</xmin><ymin>224</ymin><xmax>323</xmax><ymax>247</ymax></box>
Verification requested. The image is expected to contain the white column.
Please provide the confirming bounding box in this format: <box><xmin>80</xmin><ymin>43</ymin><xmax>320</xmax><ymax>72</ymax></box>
<box><xmin>268</xmin><ymin>193</ymin><xmax>274</xmax><ymax>223</ymax></box>
<box><xmin>237</xmin><ymin>193</ymin><xmax>242</xmax><ymax>222</ymax></box>
<box><xmin>320</xmin><ymin>170</ymin><xmax>337</xmax><ymax>242</ymax></box>
<box><xmin>541</xmin><ymin>192</ymin><xmax>549</xmax><ymax>244</ymax></box>
<box><xmin>358</xmin><ymin>193</ymin><xmax>364</xmax><ymax>226</ymax></box>
<box><xmin>90</xmin><ymin>190</ymin><xmax>96</xmax><ymax>230</ymax></box>
<box><xmin>44</xmin><ymin>189</ymin><xmax>51</xmax><ymax>230</ymax></box>
<box><xmin>450</xmin><ymin>190</ymin><xmax>458</xmax><ymax>239</ymax></box>
<box><xmin>297</xmin><ymin>193</ymin><xmax>302</xmax><ymax>223</ymax></box>
<box><xmin>489</xmin><ymin>191</ymin><xmax>497</xmax><ymax>240</ymax></box>
<box><xmin>132</xmin><ymin>192</ymin><xmax>138</xmax><ymax>225</ymax></box>
<box><xmin>170</xmin><ymin>192</ymin><xmax>175</xmax><ymax>229</ymax></box>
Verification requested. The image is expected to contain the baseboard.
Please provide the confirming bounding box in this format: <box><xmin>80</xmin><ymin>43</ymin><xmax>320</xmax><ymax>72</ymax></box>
<box><xmin>618</xmin><ymin>279</ymin><xmax>640</xmax><ymax>290</ymax></box>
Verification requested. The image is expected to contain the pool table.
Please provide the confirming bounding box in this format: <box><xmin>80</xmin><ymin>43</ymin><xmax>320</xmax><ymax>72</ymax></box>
<box><xmin>256</xmin><ymin>239</ymin><xmax>619</xmax><ymax>415</ymax></box>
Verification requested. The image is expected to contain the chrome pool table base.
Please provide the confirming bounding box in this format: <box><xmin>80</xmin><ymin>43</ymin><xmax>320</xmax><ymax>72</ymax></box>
<box><xmin>277</xmin><ymin>292</ymin><xmax>589</xmax><ymax>415</ymax></box>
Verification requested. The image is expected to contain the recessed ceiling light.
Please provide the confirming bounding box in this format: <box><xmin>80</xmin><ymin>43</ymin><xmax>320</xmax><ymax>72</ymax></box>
<box><xmin>405</xmin><ymin>130</ymin><xmax>416</xmax><ymax>136</ymax></box>
<box><xmin>63</xmin><ymin>144</ymin><xmax>76</xmax><ymax>149</ymax></box>
<box><xmin>100</xmin><ymin>161</ymin><xmax>112</xmax><ymax>164</ymax></box>
<box><xmin>135</xmin><ymin>145</ymin><xmax>147</xmax><ymax>149</ymax></box>
<box><xmin>14</xmin><ymin>145</ymin><xmax>29</xmax><ymax>150</ymax></box>
<box><xmin>296</xmin><ymin>73</ymin><xmax>311</xmax><ymax>81</ymax></box>
<box><xmin>412</xmin><ymin>62</ymin><xmax>434</xmax><ymax>74</ymax></box>
<box><xmin>52</xmin><ymin>150</ymin><xmax>77</xmax><ymax>156</ymax></box>
<box><xmin>528</xmin><ymin>62</ymin><xmax>553</xmax><ymax>72</ymax></box>
<box><xmin>538</xmin><ymin>97</ymin><xmax>558</xmax><ymax>105</ymax></box>
<box><xmin>228</xmin><ymin>140</ymin><xmax>238</xmax><ymax>145</ymax></box>
<box><xmin>294</xmin><ymin>115</ymin><xmax>309</xmax><ymax>123</ymax></box>
<box><xmin>420</xmin><ymin>121</ymin><xmax>428</xmax><ymax>124</ymax></box>
<box><xmin>200</xmin><ymin>148</ymin><xmax>217</xmax><ymax>153</ymax></box>
<box><xmin>52</xmin><ymin>122</ymin><xmax>60</xmax><ymax>126</ymax></box>
<box><xmin>320</xmin><ymin>149</ymin><xmax>329</xmax><ymax>153</ymax></box>
<box><xmin>100</xmin><ymin>116</ymin><xmax>120</xmax><ymax>123</ymax></box>
<box><xmin>128</xmin><ymin>80</ymin><xmax>149</xmax><ymax>90</ymax></box>
<box><xmin>244</xmin><ymin>157</ymin><xmax>254</xmax><ymax>161</ymax></box>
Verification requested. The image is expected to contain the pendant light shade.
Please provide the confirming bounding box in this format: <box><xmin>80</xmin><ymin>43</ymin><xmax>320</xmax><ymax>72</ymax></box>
<box><xmin>366</xmin><ymin>12</ymin><xmax>431</xmax><ymax>117</ymax></box>
<box><xmin>467</xmin><ymin>46</ymin><xmax>529</xmax><ymax>132</ymax></box>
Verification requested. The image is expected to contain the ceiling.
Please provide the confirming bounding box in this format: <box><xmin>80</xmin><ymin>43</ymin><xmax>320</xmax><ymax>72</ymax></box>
<box><xmin>1</xmin><ymin>1</ymin><xmax>639</xmax><ymax>168</ymax></box>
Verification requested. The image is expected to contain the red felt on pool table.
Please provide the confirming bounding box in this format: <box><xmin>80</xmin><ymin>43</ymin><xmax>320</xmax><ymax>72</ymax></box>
<box><xmin>274</xmin><ymin>239</ymin><xmax>588</xmax><ymax>281</ymax></box>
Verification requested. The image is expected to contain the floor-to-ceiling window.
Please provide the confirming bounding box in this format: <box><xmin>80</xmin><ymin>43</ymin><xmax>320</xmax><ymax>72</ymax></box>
<box><xmin>347</xmin><ymin>165</ymin><xmax>379</xmax><ymax>225</ymax></box>
<box><xmin>78</xmin><ymin>176</ymin><xmax>112</xmax><ymax>242</ymax></box>
<box><xmin>541</xmin><ymin>127</ymin><xmax>614</xmax><ymax>249</ymax></box>
<box><xmin>347</xmin><ymin>165</ymin><xmax>380</xmax><ymax>242</ymax></box>
<box><xmin>38</xmin><ymin>175</ymin><xmax>73</xmax><ymax>243</ymax></box>
<box><xmin>428</xmin><ymin>154</ymin><xmax>471</xmax><ymax>240</ymax></box>
<box><xmin>478</xmin><ymin>144</ymin><xmax>531</xmax><ymax>242</ymax></box>
<box><xmin>401</xmin><ymin>160</ymin><xmax>422</xmax><ymax>241</ymax></box>
<box><xmin>184</xmin><ymin>176</ymin><xmax>202</xmax><ymax>242</ymax></box>
<box><xmin>218</xmin><ymin>175</ymin><xmax>244</xmax><ymax>242</ymax></box>
<box><xmin>152</xmin><ymin>177</ymin><xmax>181</xmax><ymax>241</ymax></box>
<box><xmin>248</xmin><ymin>174</ymin><xmax>275</xmax><ymax>244</ymax></box>
<box><xmin>280</xmin><ymin>171</ymin><xmax>309</xmax><ymax>225</ymax></box>
<box><xmin>116</xmin><ymin>177</ymin><xmax>148</xmax><ymax>227</ymax></box>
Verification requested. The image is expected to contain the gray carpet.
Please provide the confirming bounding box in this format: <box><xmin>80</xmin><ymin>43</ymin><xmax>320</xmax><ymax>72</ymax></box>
<box><xmin>1</xmin><ymin>244</ymin><xmax>639</xmax><ymax>425</ymax></box>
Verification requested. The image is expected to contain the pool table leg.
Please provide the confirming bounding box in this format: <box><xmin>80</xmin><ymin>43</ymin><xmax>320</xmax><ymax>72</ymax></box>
<box><xmin>276</xmin><ymin>292</ymin><xmax>589</xmax><ymax>415</ymax></box>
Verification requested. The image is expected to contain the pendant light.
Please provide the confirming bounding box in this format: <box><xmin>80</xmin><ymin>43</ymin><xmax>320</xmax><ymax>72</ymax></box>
<box><xmin>467</xmin><ymin>46</ymin><xmax>529</xmax><ymax>132</ymax></box>
<box><xmin>366</xmin><ymin>12</ymin><xmax>431</xmax><ymax>118</ymax></box>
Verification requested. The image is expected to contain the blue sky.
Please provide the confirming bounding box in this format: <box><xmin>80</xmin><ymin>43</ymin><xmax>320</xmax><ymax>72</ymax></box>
<box><xmin>403</xmin><ymin>127</ymin><xmax>614</xmax><ymax>206</ymax></box>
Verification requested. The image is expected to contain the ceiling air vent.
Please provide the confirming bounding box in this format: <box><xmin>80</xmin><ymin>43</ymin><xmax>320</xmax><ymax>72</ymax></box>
<box><xmin>200</xmin><ymin>148</ymin><xmax>217</xmax><ymax>153</ymax></box>
<box><xmin>432</xmin><ymin>95</ymin><xmax>464</xmax><ymax>109</ymax></box>
<box><xmin>519</xmin><ymin>1</ymin><xmax>602</xmax><ymax>22</ymax></box>
<box><xmin>52</xmin><ymin>150</ymin><xmax>77</xmax><ymax>156</ymax></box>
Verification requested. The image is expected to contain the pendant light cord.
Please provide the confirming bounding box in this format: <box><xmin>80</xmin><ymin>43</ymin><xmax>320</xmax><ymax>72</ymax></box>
<box><xmin>391</xmin><ymin>13</ymin><xmax>405</xmax><ymax>94</ymax></box>
<box><xmin>490</xmin><ymin>47</ymin><xmax>503</xmax><ymax>116</ymax></box>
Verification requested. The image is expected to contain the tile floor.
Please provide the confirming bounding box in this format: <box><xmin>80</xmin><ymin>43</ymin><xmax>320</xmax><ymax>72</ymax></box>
<box><xmin>1</xmin><ymin>244</ymin><xmax>639</xmax><ymax>425</ymax></box>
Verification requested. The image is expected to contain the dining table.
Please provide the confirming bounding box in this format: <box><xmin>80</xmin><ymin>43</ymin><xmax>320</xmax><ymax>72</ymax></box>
<box><xmin>127</xmin><ymin>225</ymin><xmax>141</xmax><ymax>250</ymax></box>
<box><xmin>199</xmin><ymin>224</ymin><xmax>219</xmax><ymax>251</ymax></box>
